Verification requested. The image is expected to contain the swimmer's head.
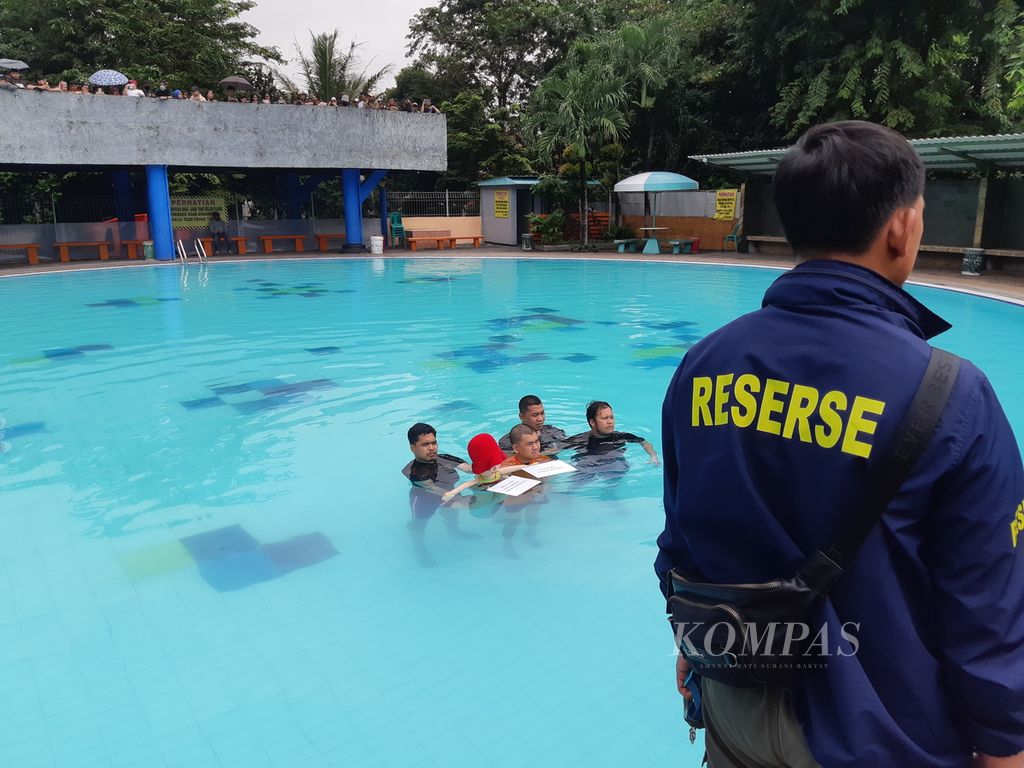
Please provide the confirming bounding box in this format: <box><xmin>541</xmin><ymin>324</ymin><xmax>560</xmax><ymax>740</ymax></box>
<box><xmin>518</xmin><ymin>394</ymin><xmax>545</xmax><ymax>430</ymax></box>
<box><xmin>468</xmin><ymin>433</ymin><xmax>507</xmax><ymax>475</ymax></box>
<box><xmin>408</xmin><ymin>422</ymin><xmax>438</xmax><ymax>461</ymax></box>
<box><xmin>586</xmin><ymin>400</ymin><xmax>615</xmax><ymax>435</ymax></box>
<box><xmin>509</xmin><ymin>424</ymin><xmax>540</xmax><ymax>463</ymax></box>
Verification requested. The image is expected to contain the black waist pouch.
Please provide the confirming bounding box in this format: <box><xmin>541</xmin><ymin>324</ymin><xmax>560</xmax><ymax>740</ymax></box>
<box><xmin>667</xmin><ymin>550</ymin><xmax>839</xmax><ymax>687</ymax></box>
<box><xmin>666</xmin><ymin>348</ymin><xmax>960</xmax><ymax>688</ymax></box>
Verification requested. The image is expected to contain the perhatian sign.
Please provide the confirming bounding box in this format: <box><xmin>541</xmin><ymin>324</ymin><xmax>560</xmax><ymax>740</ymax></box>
<box><xmin>714</xmin><ymin>189</ymin><xmax>738</xmax><ymax>220</ymax></box>
<box><xmin>494</xmin><ymin>190</ymin><xmax>510</xmax><ymax>218</ymax></box>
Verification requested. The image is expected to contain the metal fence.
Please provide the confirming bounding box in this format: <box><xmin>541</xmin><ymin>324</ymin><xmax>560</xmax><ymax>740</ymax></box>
<box><xmin>386</xmin><ymin>191</ymin><xmax>479</xmax><ymax>217</ymax></box>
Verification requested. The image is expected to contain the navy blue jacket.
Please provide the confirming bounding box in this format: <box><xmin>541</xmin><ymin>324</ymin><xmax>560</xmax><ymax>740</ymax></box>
<box><xmin>656</xmin><ymin>260</ymin><xmax>1024</xmax><ymax>767</ymax></box>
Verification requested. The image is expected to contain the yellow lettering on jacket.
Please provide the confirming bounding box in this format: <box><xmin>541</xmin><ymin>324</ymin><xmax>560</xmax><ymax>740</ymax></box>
<box><xmin>689</xmin><ymin>372</ymin><xmax>886</xmax><ymax>458</ymax></box>
<box><xmin>1012</xmin><ymin>502</ymin><xmax>1024</xmax><ymax>549</ymax></box>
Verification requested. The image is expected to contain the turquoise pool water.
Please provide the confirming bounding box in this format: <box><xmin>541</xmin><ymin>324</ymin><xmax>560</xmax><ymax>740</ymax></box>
<box><xmin>0</xmin><ymin>258</ymin><xmax>1021</xmax><ymax>767</ymax></box>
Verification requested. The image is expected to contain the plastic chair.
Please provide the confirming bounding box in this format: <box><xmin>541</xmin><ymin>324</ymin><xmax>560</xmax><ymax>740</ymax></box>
<box><xmin>723</xmin><ymin>219</ymin><xmax>742</xmax><ymax>251</ymax></box>
<box><xmin>388</xmin><ymin>211</ymin><xmax>406</xmax><ymax>248</ymax></box>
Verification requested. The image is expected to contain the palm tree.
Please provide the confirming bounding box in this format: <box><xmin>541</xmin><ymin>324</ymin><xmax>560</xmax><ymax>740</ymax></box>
<box><xmin>526</xmin><ymin>57</ymin><xmax>629</xmax><ymax>244</ymax></box>
<box><xmin>277</xmin><ymin>30</ymin><xmax>390</xmax><ymax>101</ymax></box>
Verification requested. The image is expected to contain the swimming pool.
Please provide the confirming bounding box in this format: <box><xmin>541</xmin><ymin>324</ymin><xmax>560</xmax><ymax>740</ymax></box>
<box><xmin>1</xmin><ymin>258</ymin><xmax>1021</xmax><ymax>767</ymax></box>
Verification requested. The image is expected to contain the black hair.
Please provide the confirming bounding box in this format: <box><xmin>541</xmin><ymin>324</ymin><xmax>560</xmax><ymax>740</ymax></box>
<box><xmin>586</xmin><ymin>400</ymin><xmax>611</xmax><ymax>424</ymax></box>
<box><xmin>509</xmin><ymin>423</ymin><xmax>537</xmax><ymax>445</ymax></box>
<box><xmin>407</xmin><ymin>422</ymin><xmax>436</xmax><ymax>445</ymax></box>
<box><xmin>774</xmin><ymin>121</ymin><xmax>925</xmax><ymax>255</ymax></box>
<box><xmin>518</xmin><ymin>395</ymin><xmax>542</xmax><ymax>413</ymax></box>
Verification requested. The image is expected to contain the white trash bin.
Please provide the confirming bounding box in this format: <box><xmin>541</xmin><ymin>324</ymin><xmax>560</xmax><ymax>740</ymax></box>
<box><xmin>370</xmin><ymin>235</ymin><xmax>384</xmax><ymax>254</ymax></box>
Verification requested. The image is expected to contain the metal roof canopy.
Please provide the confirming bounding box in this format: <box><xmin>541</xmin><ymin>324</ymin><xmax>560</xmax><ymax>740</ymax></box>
<box><xmin>691</xmin><ymin>132</ymin><xmax>1024</xmax><ymax>174</ymax></box>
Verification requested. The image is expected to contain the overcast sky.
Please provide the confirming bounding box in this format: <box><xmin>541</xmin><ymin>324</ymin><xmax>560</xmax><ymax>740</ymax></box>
<box><xmin>241</xmin><ymin>0</ymin><xmax>432</xmax><ymax>89</ymax></box>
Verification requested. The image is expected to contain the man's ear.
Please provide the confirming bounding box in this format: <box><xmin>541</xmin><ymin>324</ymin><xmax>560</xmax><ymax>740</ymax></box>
<box><xmin>886</xmin><ymin>206</ymin><xmax>917</xmax><ymax>259</ymax></box>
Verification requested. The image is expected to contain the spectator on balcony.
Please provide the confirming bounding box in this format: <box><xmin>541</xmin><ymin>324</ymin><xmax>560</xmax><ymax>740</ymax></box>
<box><xmin>171</xmin><ymin>88</ymin><xmax>184</xmax><ymax>99</ymax></box>
<box><xmin>190</xmin><ymin>88</ymin><xmax>206</xmax><ymax>102</ymax></box>
<box><xmin>421</xmin><ymin>98</ymin><xmax>441</xmax><ymax>114</ymax></box>
<box><xmin>125</xmin><ymin>80</ymin><xmax>145</xmax><ymax>97</ymax></box>
<box><xmin>205</xmin><ymin>89</ymin><xmax>216</xmax><ymax>102</ymax></box>
<box><xmin>155</xmin><ymin>81</ymin><xmax>170</xmax><ymax>99</ymax></box>
<box><xmin>262</xmin><ymin>93</ymin><xmax>271</xmax><ymax>104</ymax></box>
<box><xmin>339</xmin><ymin>94</ymin><xmax>351</xmax><ymax>107</ymax></box>
<box><xmin>386</xmin><ymin>98</ymin><xmax>399</xmax><ymax>110</ymax></box>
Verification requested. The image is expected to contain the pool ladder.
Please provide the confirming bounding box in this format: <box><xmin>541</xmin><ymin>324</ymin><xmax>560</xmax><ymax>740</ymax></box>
<box><xmin>176</xmin><ymin>239</ymin><xmax>208</xmax><ymax>263</ymax></box>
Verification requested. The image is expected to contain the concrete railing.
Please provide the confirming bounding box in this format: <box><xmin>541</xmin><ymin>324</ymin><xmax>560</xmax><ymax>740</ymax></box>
<box><xmin>0</xmin><ymin>89</ymin><xmax>447</xmax><ymax>172</ymax></box>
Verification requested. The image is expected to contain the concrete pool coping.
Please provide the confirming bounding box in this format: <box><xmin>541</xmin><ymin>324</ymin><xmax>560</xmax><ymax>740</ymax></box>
<box><xmin>3</xmin><ymin>246</ymin><xmax>1024</xmax><ymax>305</ymax></box>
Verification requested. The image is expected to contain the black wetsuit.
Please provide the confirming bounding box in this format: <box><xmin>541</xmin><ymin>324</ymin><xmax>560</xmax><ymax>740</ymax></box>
<box><xmin>401</xmin><ymin>454</ymin><xmax>466</xmax><ymax>518</ymax></box>
<box><xmin>562</xmin><ymin>431</ymin><xmax>646</xmax><ymax>473</ymax></box>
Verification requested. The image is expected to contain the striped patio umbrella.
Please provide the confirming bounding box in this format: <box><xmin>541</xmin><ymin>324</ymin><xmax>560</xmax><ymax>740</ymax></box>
<box><xmin>613</xmin><ymin>172</ymin><xmax>699</xmax><ymax>228</ymax></box>
<box><xmin>88</xmin><ymin>69</ymin><xmax>129</xmax><ymax>87</ymax></box>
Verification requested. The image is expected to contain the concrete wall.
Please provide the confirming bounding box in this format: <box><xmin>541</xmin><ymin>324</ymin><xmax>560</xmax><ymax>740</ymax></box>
<box><xmin>0</xmin><ymin>90</ymin><xmax>447</xmax><ymax>171</ymax></box>
<box><xmin>402</xmin><ymin>216</ymin><xmax>481</xmax><ymax>238</ymax></box>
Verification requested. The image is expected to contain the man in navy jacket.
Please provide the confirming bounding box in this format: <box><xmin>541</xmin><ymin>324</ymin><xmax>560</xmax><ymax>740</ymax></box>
<box><xmin>656</xmin><ymin>121</ymin><xmax>1024</xmax><ymax>768</ymax></box>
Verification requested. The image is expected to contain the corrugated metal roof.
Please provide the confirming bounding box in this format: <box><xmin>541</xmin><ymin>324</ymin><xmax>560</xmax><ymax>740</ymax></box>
<box><xmin>690</xmin><ymin>132</ymin><xmax>1024</xmax><ymax>174</ymax></box>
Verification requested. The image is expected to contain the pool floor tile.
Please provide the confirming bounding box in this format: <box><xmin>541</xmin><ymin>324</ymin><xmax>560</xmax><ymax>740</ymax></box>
<box><xmin>181</xmin><ymin>524</ymin><xmax>259</xmax><ymax>562</ymax></box>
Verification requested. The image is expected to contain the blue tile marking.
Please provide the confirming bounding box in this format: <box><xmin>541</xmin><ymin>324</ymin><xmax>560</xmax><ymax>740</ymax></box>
<box><xmin>307</xmin><ymin>346</ymin><xmax>341</xmax><ymax>356</ymax></box>
<box><xmin>488</xmin><ymin>334</ymin><xmax>518</xmax><ymax>343</ymax></box>
<box><xmin>631</xmin><ymin>357</ymin><xmax>684</xmax><ymax>369</ymax></box>
<box><xmin>0</xmin><ymin>421</ymin><xmax>46</xmax><ymax>439</ymax></box>
<box><xmin>180</xmin><ymin>524</ymin><xmax>259</xmax><ymax>562</ymax></box>
<box><xmin>43</xmin><ymin>348</ymin><xmax>85</xmax><ymax>359</ymax></box>
<box><xmin>562</xmin><ymin>354</ymin><xmax>597</xmax><ymax>363</ymax></box>
<box><xmin>438</xmin><ymin>400</ymin><xmax>477</xmax><ymax>412</ymax></box>
<box><xmin>195</xmin><ymin>550</ymin><xmax>280</xmax><ymax>592</ymax></box>
<box><xmin>262</xmin><ymin>533</ymin><xmax>338</xmax><ymax>574</ymax></box>
<box><xmin>259</xmin><ymin>379</ymin><xmax>336</xmax><ymax>396</ymax></box>
<box><xmin>211</xmin><ymin>384</ymin><xmax>252</xmax><ymax>395</ymax></box>
<box><xmin>76</xmin><ymin>344</ymin><xmax>113</xmax><ymax>352</ymax></box>
<box><xmin>232</xmin><ymin>395</ymin><xmax>300</xmax><ymax>414</ymax></box>
<box><xmin>523</xmin><ymin>306</ymin><xmax>560</xmax><ymax>313</ymax></box>
<box><xmin>179</xmin><ymin>525</ymin><xmax>337</xmax><ymax>592</ymax></box>
<box><xmin>181</xmin><ymin>396</ymin><xmax>224</xmax><ymax>410</ymax></box>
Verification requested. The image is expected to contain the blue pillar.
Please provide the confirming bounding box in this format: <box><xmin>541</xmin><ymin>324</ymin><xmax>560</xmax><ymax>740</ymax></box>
<box><xmin>146</xmin><ymin>165</ymin><xmax>175</xmax><ymax>261</ymax></box>
<box><xmin>112</xmin><ymin>171</ymin><xmax>134</xmax><ymax>222</ymax></box>
<box><xmin>341</xmin><ymin>168</ymin><xmax>364</xmax><ymax>252</ymax></box>
<box><xmin>283</xmin><ymin>172</ymin><xmax>302</xmax><ymax>220</ymax></box>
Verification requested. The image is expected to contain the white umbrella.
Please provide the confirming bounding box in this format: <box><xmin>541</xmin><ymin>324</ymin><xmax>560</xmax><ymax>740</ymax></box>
<box><xmin>89</xmin><ymin>69</ymin><xmax>129</xmax><ymax>87</ymax></box>
<box><xmin>0</xmin><ymin>58</ymin><xmax>29</xmax><ymax>71</ymax></box>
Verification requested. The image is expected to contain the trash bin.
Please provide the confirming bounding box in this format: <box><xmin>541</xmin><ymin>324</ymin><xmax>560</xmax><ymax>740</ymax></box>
<box><xmin>962</xmin><ymin>248</ymin><xmax>984</xmax><ymax>276</ymax></box>
<box><xmin>142</xmin><ymin>241</ymin><xmax>154</xmax><ymax>260</ymax></box>
<box><xmin>521</xmin><ymin>233</ymin><xmax>533</xmax><ymax>251</ymax></box>
<box><xmin>370</xmin><ymin>235</ymin><xmax>384</xmax><ymax>255</ymax></box>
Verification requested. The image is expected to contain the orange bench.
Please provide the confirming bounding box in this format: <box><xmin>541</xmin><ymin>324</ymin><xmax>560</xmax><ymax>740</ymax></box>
<box><xmin>447</xmin><ymin>236</ymin><xmax>483</xmax><ymax>249</ymax></box>
<box><xmin>55</xmin><ymin>241</ymin><xmax>110</xmax><ymax>262</ymax></box>
<box><xmin>198</xmin><ymin>236</ymin><xmax>248</xmax><ymax>255</ymax></box>
<box><xmin>0</xmin><ymin>243</ymin><xmax>42</xmax><ymax>265</ymax></box>
<box><xmin>123</xmin><ymin>239</ymin><xmax>145</xmax><ymax>259</ymax></box>
<box><xmin>258</xmin><ymin>234</ymin><xmax>306</xmax><ymax>253</ymax></box>
<box><xmin>315</xmin><ymin>233</ymin><xmax>346</xmax><ymax>252</ymax></box>
<box><xmin>407</xmin><ymin>229</ymin><xmax>451</xmax><ymax>252</ymax></box>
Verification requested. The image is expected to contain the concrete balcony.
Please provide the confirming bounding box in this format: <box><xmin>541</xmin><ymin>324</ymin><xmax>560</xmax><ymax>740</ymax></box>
<box><xmin>0</xmin><ymin>89</ymin><xmax>447</xmax><ymax>172</ymax></box>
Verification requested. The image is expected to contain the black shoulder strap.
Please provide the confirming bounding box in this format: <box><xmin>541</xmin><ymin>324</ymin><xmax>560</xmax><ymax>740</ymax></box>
<box><xmin>801</xmin><ymin>347</ymin><xmax>961</xmax><ymax>596</ymax></box>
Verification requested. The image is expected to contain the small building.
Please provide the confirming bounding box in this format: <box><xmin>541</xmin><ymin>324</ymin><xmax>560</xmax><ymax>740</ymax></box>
<box><xmin>478</xmin><ymin>177</ymin><xmax>545</xmax><ymax>246</ymax></box>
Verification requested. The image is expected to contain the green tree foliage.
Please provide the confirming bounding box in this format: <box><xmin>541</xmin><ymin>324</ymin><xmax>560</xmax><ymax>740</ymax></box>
<box><xmin>276</xmin><ymin>31</ymin><xmax>390</xmax><ymax>101</ymax></box>
<box><xmin>439</xmin><ymin>91</ymin><xmax>533</xmax><ymax>188</ymax></box>
<box><xmin>526</xmin><ymin>56</ymin><xmax>629</xmax><ymax>243</ymax></box>
<box><xmin>0</xmin><ymin>0</ymin><xmax>281</xmax><ymax>87</ymax></box>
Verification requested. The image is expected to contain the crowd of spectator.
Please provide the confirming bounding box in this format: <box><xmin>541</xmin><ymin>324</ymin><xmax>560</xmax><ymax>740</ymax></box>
<box><xmin>0</xmin><ymin>70</ymin><xmax>442</xmax><ymax>113</ymax></box>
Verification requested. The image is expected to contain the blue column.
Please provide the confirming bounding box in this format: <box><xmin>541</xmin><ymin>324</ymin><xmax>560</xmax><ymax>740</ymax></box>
<box><xmin>341</xmin><ymin>168</ymin><xmax>364</xmax><ymax>251</ymax></box>
<box><xmin>146</xmin><ymin>164</ymin><xmax>175</xmax><ymax>261</ymax></box>
<box><xmin>112</xmin><ymin>171</ymin><xmax>134</xmax><ymax>222</ymax></box>
<box><xmin>283</xmin><ymin>172</ymin><xmax>302</xmax><ymax>220</ymax></box>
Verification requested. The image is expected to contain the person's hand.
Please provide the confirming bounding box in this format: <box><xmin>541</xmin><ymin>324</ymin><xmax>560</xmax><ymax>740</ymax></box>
<box><xmin>676</xmin><ymin>653</ymin><xmax>692</xmax><ymax>701</ymax></box>
<box><xmin>650</xmin><ymin>455</ymin><xmax>661</xmax><ymax>466</ymax></box>
<box><xmin>441</xmin><ymin>490</ymin><xmax>456</xmax><ymax>504</ymax></box>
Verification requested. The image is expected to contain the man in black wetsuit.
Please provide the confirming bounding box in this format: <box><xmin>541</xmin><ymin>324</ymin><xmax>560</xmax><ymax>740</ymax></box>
<box><xmin>402</xmin><ymin>423</ymin><xmax>470</xmax><ymax>512</ymax></box>
<box><xmin>498</xmin><ymin>395</ymin><xmax>567</xmax><ymax>453</ymax></box>
<box><xmin>562</xmin><ymin>400</ymin><xmax>660</xmax><ymax>471</ymax></box>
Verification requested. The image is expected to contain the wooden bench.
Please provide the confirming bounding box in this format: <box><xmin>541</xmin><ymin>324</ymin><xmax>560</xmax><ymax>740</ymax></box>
<box><xmin>614</xmin><ymin>238</ymin><xmax>642</xmax><ymax>253</ymax></box>
<box><xmin>55</xmin><ymin>241</ymin><xmax>110</xmax><ymax>262</ymax></box>
<box><xmin>197</xmin><ymin>236</ymin><xmax>248</xmax><ymax>255</ymax></box>
<box><xmin>447</xmin><ymin>235</ymin><xmax>483</xmax><ymax>249</ymax></box>
<box><xmin>407</xmin><ymin>229</ymin><xmax>451</xmax><ymax>251</ymax></box>
<box><xmin>668</xmin><ymin>238</ymin><xmax>701</xmax><ymax>255</ymax></box>
<box><xmin>122</xmin><ymin>239</ymin><xmax>145</xmax><ymax>259</ymax></box>
<box><xmin>315</xmin><ymin>233</ymin><xmax>346</xmax><ymax>252</ymax></box>
<box><xmin>258</xmin><ymin>234</ymin><xmax>306</xmax><ymax>253</ymax></box>
<box><xmin>0</xmin><ymin>242</ymin><xmax>42</xmax><ymax>265</ymax></box>
<box><xmin>746</xmin><ymin>235</ymin><xmax>788</xmax><ymax>254</ymax></box>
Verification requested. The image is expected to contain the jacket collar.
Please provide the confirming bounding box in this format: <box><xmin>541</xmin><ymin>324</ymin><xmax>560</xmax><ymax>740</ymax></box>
<box><xmin>762</xmin><ymin>259</ymin><xmax>951</xmax><ymax>340</ymax></box>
